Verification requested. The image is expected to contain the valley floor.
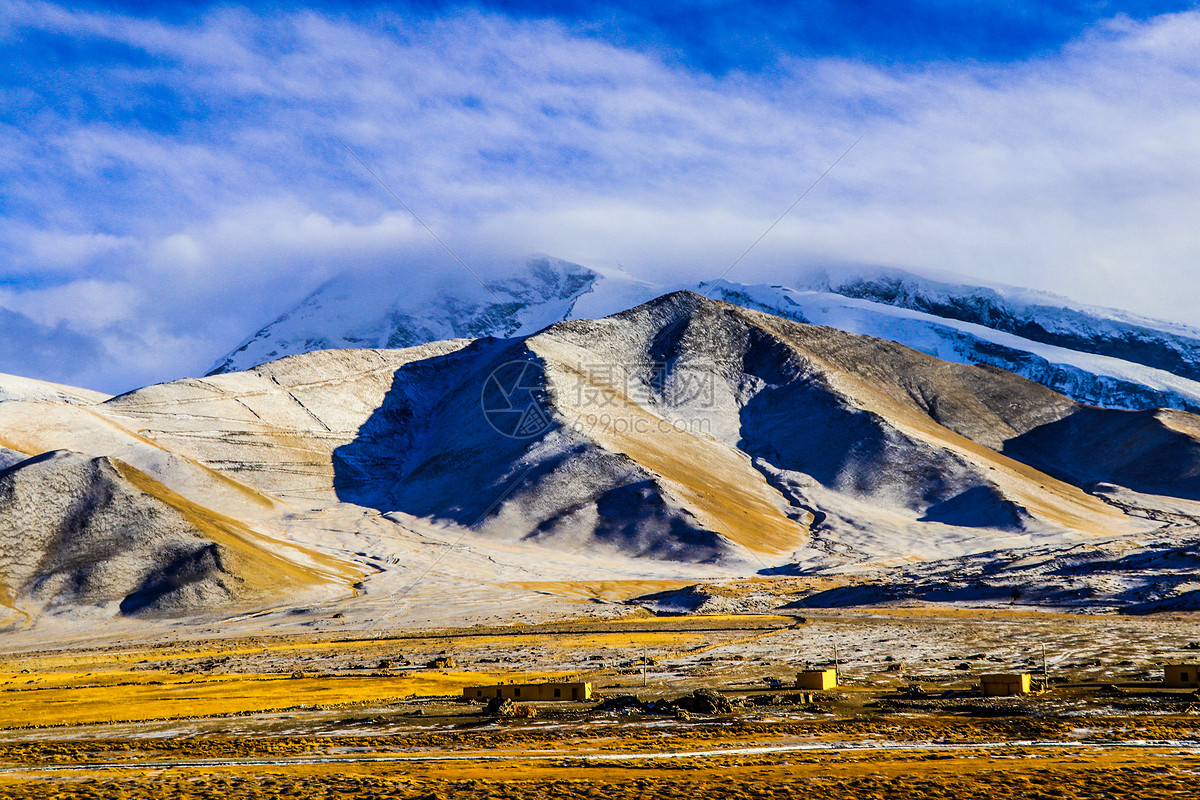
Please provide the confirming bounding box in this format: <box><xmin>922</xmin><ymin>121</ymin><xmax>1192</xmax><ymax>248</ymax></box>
<box><xmin>1</xmin><ymin>609</ymin><xmax>1198</xmax><ymax>798</ymax></box>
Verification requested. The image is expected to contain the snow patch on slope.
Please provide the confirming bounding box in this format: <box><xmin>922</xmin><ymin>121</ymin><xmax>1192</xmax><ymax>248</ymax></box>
<box><xmin>0</xmin><ymin>372</ymin><xmax>110</xmax><ymax>405</ymax></box>
<box><xmin>795</xmin><ymin>265</ymin><xmax>1200</xmax><ymax>381</ymax></box>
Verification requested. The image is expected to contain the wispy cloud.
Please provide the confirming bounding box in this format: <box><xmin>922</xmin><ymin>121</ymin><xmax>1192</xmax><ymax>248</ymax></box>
<box><xmin>2</xmin><ymin>3</ymin><xmax>1200</xmax><ymax>391</ymax></box>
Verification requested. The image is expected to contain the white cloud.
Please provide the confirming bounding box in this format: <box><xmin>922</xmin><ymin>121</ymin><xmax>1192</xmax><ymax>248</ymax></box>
<box><xmin>23</xmin><ymin>230</ymin><xmax>136</xmax><ymax>272</ymax></box>
<box><xmin>2</xmin><ymin>3</ymin><xmax>1200</xmax><ymax>391</ymax></box>
<box><xmin>0</xmin><ymin>280</ymin><xmax>138</xmax><ymax>328</ymax></box>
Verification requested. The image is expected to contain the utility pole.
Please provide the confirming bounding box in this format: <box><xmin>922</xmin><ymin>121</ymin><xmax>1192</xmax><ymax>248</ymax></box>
<box><xmin>834</xmin><ymin>643</ymin><xmax>840</xmax><ymax>684</ymax></box>
<box><xmin>643</xmin><ymin>647</ymin><xmax>648</xmax><ymax>688</ymax></box>
<box><xmin>1042</xmin><ymin>644</ymin><xmax>1048</xmax><ymax>691</ymax></box>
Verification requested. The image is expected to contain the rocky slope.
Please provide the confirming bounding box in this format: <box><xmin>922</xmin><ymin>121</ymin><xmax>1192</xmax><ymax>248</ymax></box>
<box><xmin>786</xmin><ymin>527</ymin><xmax>1200</xmax><ymax>615</ymax></box>
<box><xmin>0</xmin><ymin>450</ymin><xmax>354</xmax><ymax>622</ymax></box>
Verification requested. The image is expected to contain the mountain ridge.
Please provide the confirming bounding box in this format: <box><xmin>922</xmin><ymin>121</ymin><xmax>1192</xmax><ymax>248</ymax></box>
<box><xmin>3</xmin><ymin>291</ymin><xmax>1200</xmax><ymax>624</ymax></box>
<box><xmin>209</xmin><ymin>258</ymin><xmax>1200</xmax><ymax>416</ymax></box>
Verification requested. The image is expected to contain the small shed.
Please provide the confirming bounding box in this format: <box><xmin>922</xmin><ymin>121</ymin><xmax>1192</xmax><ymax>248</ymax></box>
<box><xmin>1163</xmin><ymin>664</ymin><xmax>1200</xmax><ymax>688</ymax></box>
<box><xmin>795</xmin><ymin>668</ymin><xmax>838</xmax><ymax>690</ymax></box>
<box><xmin>462</xmin><ymin>681</ymin><xmax>592</xmax><ymax>701</ymax></box>
<box><xmin>980</xmin><ymin>673</ymin><xmax>1032</xmax><ymax>696</ymax></box>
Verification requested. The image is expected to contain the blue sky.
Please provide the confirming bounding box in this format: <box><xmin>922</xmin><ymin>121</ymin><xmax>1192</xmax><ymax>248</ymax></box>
<box><xmin>51</xmin><ymin>1</ymin><xmax>1200</xmax><ymax>66</ymax></box>
<box><xmin>3</xmin><ymin>1</ymin><xmax>1200</xmax><ymax>391</ymax></box>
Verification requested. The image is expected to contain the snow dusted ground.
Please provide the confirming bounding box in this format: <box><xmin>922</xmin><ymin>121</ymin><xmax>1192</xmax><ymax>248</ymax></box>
<box><xmin>0</xmin><ymin>371</ymin><xmax>110</xmax><ymax>405</ymax></box>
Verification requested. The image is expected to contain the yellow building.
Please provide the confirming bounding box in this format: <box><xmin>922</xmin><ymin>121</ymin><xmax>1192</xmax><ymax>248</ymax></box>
<box><xmin>1163</xmin><ymin>664</ymin><xmax>1200</xmax><ymax>688</ymax></box>
<box><xmin>980</xmin><ymin>673</ymin><xmax>1032</xmax><ymax>696</ymax></box>
<box><xmin>463</xmin><ymin>681</ymin><xmax>592</xmax><ymax>701</ymax></box>
<box><xmin>795</xmin><ymin>668</ymin><xmax>838</xmax><ymax>690</ymax></box>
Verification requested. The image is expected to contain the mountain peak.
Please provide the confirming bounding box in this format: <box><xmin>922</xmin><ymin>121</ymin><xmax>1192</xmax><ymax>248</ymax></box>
<box><xmin>619</xmin><ymin>288</ymin><xmax>713</xmax><ymax>318</ymax></box>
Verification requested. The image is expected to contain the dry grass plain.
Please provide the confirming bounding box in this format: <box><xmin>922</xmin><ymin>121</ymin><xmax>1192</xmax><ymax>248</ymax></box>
<box><xmin>1</xmin><ymin>609</ymin><xmax>1198</xmax><ymax>798</ymax></box>
<box><xmin>5</xmin><ymin>750</ymin><xmax>1198</xmax><ymax>800</ymax></box>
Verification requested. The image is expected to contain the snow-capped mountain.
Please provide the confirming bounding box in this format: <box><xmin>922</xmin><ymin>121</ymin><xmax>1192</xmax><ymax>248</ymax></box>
<box><xmin>805</xmin><ymin>267</ymin><xmax>1200</xmax><ymax>381</ymax></box>
<box><xmin>700</xmin><ymin>280</ymin><xmax>1200</xmax><ymax>414</ymax></box>
<box><xmin>209</xmin><ymin>257</ymin><xmax>656</xmax><ymax>375</ymax></box>
<box><xmin>211</xmin><ymin>257</ymin><xmax>1200</xmax><ymax>414</ymax></box>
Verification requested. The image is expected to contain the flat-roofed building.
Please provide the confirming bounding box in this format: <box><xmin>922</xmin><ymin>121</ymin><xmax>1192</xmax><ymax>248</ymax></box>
<box><xmin>462</xmin><ymin>681</ymin><xmax>592</xmax><ymax>701</ymax></box>
<box><xmin>795</xmin><ymin>668</ymin><xmax>838</xmax><ymax>690</ymax></box>
<box><xmin>1163</xmin><ymin>664</ymin><xmax>1200</xmax><ymax>688</ymax></box>
<box><xmin>980</xmin><ymin>673</ymin><xmax>1032</xmax><ymax>696</ymax></box>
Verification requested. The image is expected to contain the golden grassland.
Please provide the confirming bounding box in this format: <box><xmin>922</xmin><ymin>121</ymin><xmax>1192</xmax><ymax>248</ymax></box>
<box><xmin>6</xmin><ymin>714</ymin><xmax>1200</xmax><ymax>763</ymax></box>
<box><xmin>0</xmin><ymin>612</ymin><xmax>793</xmax><ymax>674</ymax></box>
<box><xmin>1</xmin><ymin>746</ymin><xmax>1197</xmax><ymax>800</ymax></box>
<box><xmin>0</xmin><ymin>669</ymin><xmax>577</xmax><ymax>729</ymax></box>
<box><xmin>3</xmin><ymin>707</ymin><xmax>1200</xmax><ymax>796</ymax></box>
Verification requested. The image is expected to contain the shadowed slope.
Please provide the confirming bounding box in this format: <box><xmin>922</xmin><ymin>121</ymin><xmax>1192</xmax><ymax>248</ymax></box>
<box><xmin>332</xmin><ymin>292</ymin><xmax>1151</xmax><ymax>565</ymax></box>
<box><xmin>333</xmin><ymin>337</ymin><xmax>739</xmax><ymax>562</ymax></box>
<box><xmin>1003</xmin><ymin>407</ymin><xmax>1200</xmax><ymax>500</ymax></box>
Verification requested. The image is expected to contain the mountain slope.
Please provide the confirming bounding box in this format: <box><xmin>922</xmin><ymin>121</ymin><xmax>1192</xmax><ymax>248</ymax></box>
<box><xmin>322</xmin><ymin>292</ymin><xmax>1156</xmax><ymax>565</ymax></box>
<box><xmin>6</xmin><ymin>291</ymin><xmax>1200</xmax><ymax>621</ymax></box>
<box><xmin>789</xmin><ymin>528</ymin><xmax>1200</xmax><ymax>614</ymax></box>
<box><xmin>701</xmin><ymin>281</ymin><xmax>1200</xmax><ymax>414</ymax></box>
<box><xmin>101</xmin><ymin>342</ymin><xmax>472</xmax><ymax>502</ymax></box>
<box><xmin>0</xmin><ymin>371</ymin><xmax>111</xmax><ymax>405</ymax></box>
<box><xmin>125</xmin><ymin>292</ymin><xmax>1200</xmax><ymax>570</ymax></box>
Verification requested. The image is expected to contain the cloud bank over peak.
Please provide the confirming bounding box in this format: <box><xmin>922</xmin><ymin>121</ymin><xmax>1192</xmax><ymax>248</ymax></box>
<box><xmin>2</xmin><ymin>2</ymin><xmax>1200</xmax><ymax>392</ymax></box>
